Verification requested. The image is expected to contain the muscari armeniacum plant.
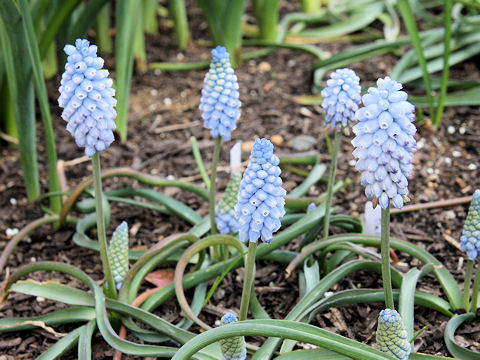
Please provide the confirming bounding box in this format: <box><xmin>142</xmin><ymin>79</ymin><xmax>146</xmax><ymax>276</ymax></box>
<box><xmin>376</xmin><ymin>309</ymin><xmax>411</xmax><ymax>360</ymax></box>
<box><xmin>321</xmin><ymin>68</ymin><xmax>361</xmax><ymax>239</ymax></box>
<box><xmin>199</xmin><ymin>46</ymin><xmax>241</xmax><ymax>246</ymax></box>
<box><xmin>461</xmin><ymin>189</ymin><xmax>480</xmax><ymax>312</ymax></box>
<box><xmin>352</xmin><ymin>76</ymin><xmax>417</xmax><ymax>311</ymax></box>
<box><xmin>235</xmin><ymin>138</ymin><xmax>286</xmax><ymax>320</ymax></box>
<box><xmin>58</xmin><ymin>38</ymin><xmax>118</xmax><ymax>297</ymax></box>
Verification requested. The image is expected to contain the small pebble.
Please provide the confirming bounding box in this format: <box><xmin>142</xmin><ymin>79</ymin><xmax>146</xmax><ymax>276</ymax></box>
<box><xmin>459</xmin><ymin>126</ymin><xmax>466</xmax><ymax>134</ymax></box>
<box><xmin>241</xmin><ymin>140</ymin><xmax>254</xmax><ymax>153</ymax></box>
<box><xmin>163</xmin><ymin>97</ymin><xmax>172</xmax><ymax>106</ymax></box>
<box><xmin>180</xmin><ymin>91</ymin><xmax>187</xmax><ymax>98</ymax></box>
<box><xmin>444</xmin><ymin>210</ymin><xmax>456</xmax><ymax>220</ymax></box>
<box><xmin>427</xmin><ymin>168</ymin><xmax>434</xmax><ymax>175</ymax></box>
<box><xmin>150</xmin><ymin>88</ymin><xmax>158</xmax><ymax>96</ymax></box>
<box><xmin>287</xmin><ymin>59</ymin><xmax>296</xmax><ymax>67</ymax></box>
<box><xmin>468</xmin><ymin>163</ymin><xmax>477</xmax><ymax>170</ymax></box>
<box><xmin>5</xmin><ymin>228</ymin><xmax>19</xmax><ymax>237</ymax></box>
<box><xmin>36</xmin><ymin>296</ymin><xmax>45</xmax><ymax>303</ymax></box>
<box><xmin>270</xmin><ymin>134</ymin><xmax>284</xmax><ymax>146</ymax></box>
<box><xmin>447</xmin><ymin>125</ymin><xmax>455</xmax><ymax>134</ymax></box>
<box><xmin>417</xmin><ymin>139</ymin><xmax>425</xmax><ymax>149</ymax></box>
<box><xmin>166</xmin><ymin>174</ymin><xmax>176</xmax><ymax>180</ymax></box>
<box><xmin>348</xmin><ymin>159</ymin><xmax>356</xmax><ymax>166</ymax></box>
<box><xmin>444</xmin><ymin>157</ymin><xmax>452</xmax><ymax>165</ymax></box>
<box><xmin>452</xmin><ymin>150</ymin><xmax>462</xmax><ymax>158</ymax></box>
<box><xmin>258</xmin><ymin>61</ymin><xmax>271</xmax><ymax>72</ymax></box>
<box><xmin>9</xmin><ymin>198</ymin><xmax>16</xmax><ymax>205</ymax></box>
<box><xmin>176</xmin><ymin>52</ymin><xmax>184</xmax><ymax>60</ymax></box>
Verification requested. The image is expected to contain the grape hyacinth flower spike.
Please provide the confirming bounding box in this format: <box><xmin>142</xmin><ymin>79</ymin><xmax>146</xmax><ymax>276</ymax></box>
<box><xmin>461</xmin><ymin>190</ymin><xmax>480</xmax><ymax>312</ymax></box>
<box><xmin>320</xmin><ymin>68</ymin><xmax>361</xmax><ymax>239</ymax></box>
<box><xmin>58</xmin><ymin>39</ymin><xmax>118</xmax><ymax>297</ymax></box>
<box><xmin>236</xmin><ymin>138</ymin><xmax>285</xmax><ymax>321</ymax></box>
<box><xmin>218</xmin><ymin>312</ymin><xmax>247</xmax><ymax>360</ymax></box>
<box><xmin>199</xmin><ymin>46</ymin><xmax>241</xmax><ymax>141</ymax></box>
<box><xmin>352</xmin><ymin>76</ymin><xmax>416</xmax><ymax>310</ymax></box>
<box><xmin>352</xmin><ymin>76</ymin><xmax>416</xmax><ymax>210</ymax></box>
<box><xmin>58</xmin><ymin>39</ymin><xmax>117</xmax><ymax>157</ymax></box>
<box><xmin>376</xmin><ymin>309</ymin><xmax>411</xmax><ymax>360</ymax></box>
<box><xmin>216</xmin><ymin>172</ymin><xmax>241</xmax><ymax>234</ymax></box>
<box><xmin>461</xmin><ymin>190</ymin><xmax>480</xmax><ymax>260</ymax></box>
<box><xmin>200</xmin><ymin>46</ymin><xmax>241</xmax><ymax>240</ymax></box>
<box><xmin>108</xmin><ymin>221</ymin><xmax>129</xmax><ymax>290</ymax></box>
<box><xmin>321</xmin><ymin>68</ymin><xmax>361</xmax><ymax>128</ymax></box>
<box><xmin>235</xmin><ymin>138</ymin><xmax>286</xmax><ymax>244</ymax></box>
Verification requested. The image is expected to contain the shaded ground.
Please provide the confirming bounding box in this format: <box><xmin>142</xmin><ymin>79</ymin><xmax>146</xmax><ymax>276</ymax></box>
<box><xmin>1</xmin><ymin>3</ymin><xmax>480</xmax><ymax>359</ymax></box>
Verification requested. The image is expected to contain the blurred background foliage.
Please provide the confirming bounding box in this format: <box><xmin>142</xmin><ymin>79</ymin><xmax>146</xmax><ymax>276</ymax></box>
<box><xmin>0</xmin><ymin>0</ymin><xmax>479</xmax><ymax>202</ymax></box>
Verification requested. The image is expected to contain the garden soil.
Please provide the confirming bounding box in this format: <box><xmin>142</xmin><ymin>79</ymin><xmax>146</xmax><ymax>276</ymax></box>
<box><xmin>1</xmin><ymin>3</ymin><xmax>480</xmax><ymax>359</ymax></box>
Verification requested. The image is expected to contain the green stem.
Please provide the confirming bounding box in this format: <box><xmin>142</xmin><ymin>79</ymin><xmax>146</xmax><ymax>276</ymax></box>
<box><xmin>323</xmin><ymin>127</ymin><xmax>341</xmax><ymax>239</ymax></box>
<box><xmin>381</xmin><ymin>205</ymin><xmax>394</xmax><ymax>310</ymax></box>
<box><xmin>239</xmin><ymin>241</ymin><xmax>258</xmax><ymax>321</ymax></box>
<box><xmin>209</xmin><ymin>137</ymin><xmax>222</xmax><ymax>236</ymax></box>
<box><xmin>470</xmin><ymin>262</ymin><xmax>480</xmax><ymax>313</ymax></box>
<box><xmin>463</xmin><ymin>259</ymin><xmax>474</xmax><ymax>311</ymax></box>
<box><xmin>92</xmin><ymin>152</ymin><xmax>117</xmax><ymax>299</ymax></box>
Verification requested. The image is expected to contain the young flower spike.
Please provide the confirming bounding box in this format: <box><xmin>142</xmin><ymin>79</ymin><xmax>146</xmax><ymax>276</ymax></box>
<box><xmin>108</xmin><ymin>221</ymin><xmax>129</xmax><ymax>290</ymax></box>
<box><xmin>58</xmin><ymin>39</ymin><xmax>117</xmax><ymax>157</ymax></box>
<box><xmin>235</xmin><ymin>138</ymin><xmax>286</xmax><ymax>243</ymax></box>
<box><xmin>216</xmin><ymin>172</ymin><xmax>241</xmax><ymax>234</ymax></box>
<box><xmin>352</xmin><ymin>76</ymin><xmax>416</xmax><ymax>210</ymax></box>
<box><xmin>199</xmin><ymin>46</ymin><xmax>241</xmax><ymax>141</ymax></box>
<box><xmin>321</xmin><ymin>68</ymin><xmax>362</xmax><ymax>127</ymax></box>
<box><xmin>376</xmin><ymin>309</ymin><xmax>411</xmax><ymax>360</ymax></box>
<box><xmin>218</xmin><ymin>312</ymin><xmax>247</xmax><ymax>360</ymax></box>
<box><xmin>461</xmin><ymin>190</ymin><xmax>480</xmax><ymax>260</ymax></box>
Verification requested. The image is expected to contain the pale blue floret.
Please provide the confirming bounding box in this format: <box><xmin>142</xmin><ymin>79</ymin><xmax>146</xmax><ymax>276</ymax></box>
<box><xmin>307</xmin><ymin>203</ymin><xmax>317</xmax><ymax>212</ymax></box>
<box><xmin>235</xmin><ymin>138</ymin><xmax>286</xmax><ymax>243</ymax></box>
<box><xmin>460</xmin><ymin>190</ymin><xmax>480</xmax><ymax>260</ymax></box>
<box><xmin>199</xmin><ymin>46</ymin><xmax>241</xmax><ymax>141</ymax></box>
<box><xmin>218</xmin><ymin>312</ymin><xmax>246</xmax><ymax>360</ymax></box>
<box><xmin>351</xmin><ymin>77</ymin><xmax>416</xmax><ymax>210</ymax></box>
<box><xmin>376</xmin><ymin>309</ymin><xmax>411</xmax><ymax>360</ymax></box>
<box><xmin>58</xmin><ymin>39</ymin><xmax>117</xmax><ymax>157</ymax></box>
<box><xmin>321</xmin><ymin>68</ymin><xmax>362</xmax><ymax>128</ymax></box>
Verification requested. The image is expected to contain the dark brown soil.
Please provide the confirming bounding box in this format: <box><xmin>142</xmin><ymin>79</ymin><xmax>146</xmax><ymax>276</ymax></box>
<box><xmin>1</xmin><ymin>2</ymin><xmax>480</xmax><ymax>359</ymax></box>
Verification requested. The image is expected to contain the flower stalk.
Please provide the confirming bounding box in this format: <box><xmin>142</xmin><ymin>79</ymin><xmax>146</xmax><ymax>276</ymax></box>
<box><xmin>239</xmin><ymin>241</ymin><xmax>258</xmax><ymax>321</ymax></box>
<box><xmin>463</xmin><ymin>259</ymin><xmax>474</xmax><ymax>311</ymax></box>
<box><xmin>323</xmin><ymin>127</ymin><xmax>342</xmax><ymax>238</ymax></box>
<box><xmin>92</xmin><ymin>152</ymin><xmax>117</xmax><ymax>298</ymax></box>
<box><xmin>381</xmin><ymin>205</ymin><xmax>394</xmax><ymax>309</ymax></box>
<box><xmin>470</xmin><ymin>264</ymin><xmax>480</xmax><ymax>313</ymax></box>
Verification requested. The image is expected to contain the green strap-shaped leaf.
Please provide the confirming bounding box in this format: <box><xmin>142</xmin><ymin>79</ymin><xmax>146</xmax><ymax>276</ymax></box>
<box><xmin>0</xmin><ymin>0</ymin><xmax>40</xmax><ymax>201</ymax></box>
<box><xmin>444</xmin><ymin>313</ymin><xmax>480</xmax><ymax>359</ymax></box>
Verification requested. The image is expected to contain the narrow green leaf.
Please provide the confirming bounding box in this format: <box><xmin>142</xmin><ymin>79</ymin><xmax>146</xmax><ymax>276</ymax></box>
<box><xmin>0</xmin><ymin>0</ymin><xmax>40</xmax><ymax>201</ymax></box>
<box><xmin>115</xmin><ymin>0</ymin><xmax>138</xmax><ymax>142</ymax></box>
<box><xmin>169</xmin><ymin>0</ymin><xmax>189</xmax><ymax>49</ymax></box>
<box><xmin>444</xmin><ymin>313</ymin><xmax>480</xmax><ymax>359</ymax></box>
<box><xmin>78</xmin><ymin>319</ymin><xmax>96</xmax><ymax>360</ymax></box>
<box><xmin>397</xmin><ymin>0</ymin><xmax>435</xmax><ymax>118</ymax></box>
<box><xmin>37</xmin><ymin>326</ymin><xmax>83</xmax><ymax>360</ymax></box>
<box><xmin>289</xmin><ymin>163</ymin><xmax>326</xmax><ymax>198</ymax></box>
<box><xmin>18</xmin><ymin>0</ymin><xmax>61</xmax><ymax>213</ymax></box>
<box><xmin>275</xmin><ymin>349</ymin><xmax>352</xmax><ymax>360</ymax></box>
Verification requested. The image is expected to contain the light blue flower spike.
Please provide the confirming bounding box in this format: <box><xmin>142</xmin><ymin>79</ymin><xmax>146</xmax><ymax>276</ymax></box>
<box><xmin>461</xmin><ymin>190</ymin><xmax>480</xmax><ymax>260</ymax></box>
<box><xmin>199</xmin><ymin>46</ymin><xmax>241</xmax><ymax>141</ymax></box>
<box><xmin>351</xmin><ymin>76</ymin><xmax>416</xmax><ymax>210</ymax></box>
<box><xmin>235</xmin><ymin>138</ymin><xmax>286</xmax><ymax>243</ymax></box>
<box><xmin>218</xmin><ymin>312</ymin><xmax>247</xmax><ymax>360</ymax></box>
<box><xmin>376</xmin><ymin>309</ymin><xmax>411</xmax><ymax>360</ymax></box>
<box><xmin>108</xmin><ymin>221</ymin><xmax>129</xmax><ymax>290</ymax></box>
<box><xmin>321</xmin><ymin>68</ymin><xmax>361</xmax><ymax>128</ymax></box>
<box><xmin>58</xmin><ymin>39</ymin><xmax>117</xmax><ymax>157</ymax></box>
<box><xmin>216</xmin><ymin>172</ymin><xmax>241</xmax><ymax>234</ymax></box>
